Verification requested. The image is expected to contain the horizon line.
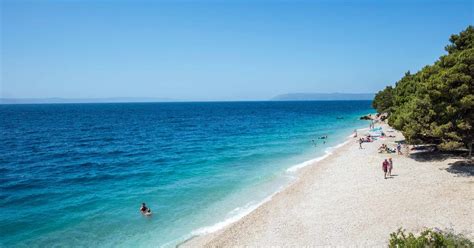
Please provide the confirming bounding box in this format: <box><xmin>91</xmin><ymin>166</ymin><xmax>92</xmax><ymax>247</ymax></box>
<box><xmin>0</xmin><ymin>99</ymin><xmax>375</xmax><ymax>105</ymax></box>
<box><xmin>0</xmin><ymin>93</ymin><xmax>375</xmax><ymax>104</ymax></box>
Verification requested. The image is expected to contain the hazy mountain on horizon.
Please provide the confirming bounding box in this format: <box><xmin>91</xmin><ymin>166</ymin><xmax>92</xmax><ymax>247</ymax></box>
<box><xmin>272</xmin><ymin>93</ymin><xmax>374</xmax><ymax>101</ymax></box>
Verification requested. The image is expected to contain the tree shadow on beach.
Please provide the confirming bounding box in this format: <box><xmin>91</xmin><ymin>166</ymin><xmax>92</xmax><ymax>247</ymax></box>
<box><xmin>445</xmin><ymin>160</ymin><xmax>474</xmax><ymax>177</ymax></box>
<box><xmin>409</xmin><ymin>150</ymin><xmax>467</xmax><ymax>162</ymax></box>
<box><xmin>409</xmin><ymin>150</ymin><xmax>473</xmax><ymax>177</ymax></box>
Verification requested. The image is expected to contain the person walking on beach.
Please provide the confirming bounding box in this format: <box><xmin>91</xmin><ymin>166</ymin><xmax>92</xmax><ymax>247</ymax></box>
<box><xmin>388</xmin><ymin>158</ymin><xmax>393</xmax><ymax>177</ymax></box>
<box><xmin>382</xmin><ymin>159</ymin><xmax>389</xmax><ymax>179</ymax></box>
<box><xmin>358</xmin><ymin>138</ymin><xmax>363</xmax><ymax>149</ymax></box>
<box><xmin>397</xmin><ymin>143</ymin><xmax>403</xmax><ymax>155</ymax></box>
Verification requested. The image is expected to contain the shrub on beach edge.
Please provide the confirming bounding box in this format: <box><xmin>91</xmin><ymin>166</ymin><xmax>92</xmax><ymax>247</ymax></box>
<box><xmin>388</xmin><ymin>228</ymin><xmax>473</xmax><ymax>248</ymax></box>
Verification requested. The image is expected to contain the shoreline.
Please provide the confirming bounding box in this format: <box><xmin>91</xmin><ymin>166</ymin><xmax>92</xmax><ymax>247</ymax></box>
<box><xmin>182</xmin><ymin>122</ymin><xmax>473</xmax><ymax>247</ymax></box>
<box><xmin>177</xmin><ymin>125</ymin><xmax>364</xmax><ymax>247</ymax></box>
<box><xmin>179</xmin><ymin>125</ymin><xmax>364</xmax><ymax>247</ymax></box>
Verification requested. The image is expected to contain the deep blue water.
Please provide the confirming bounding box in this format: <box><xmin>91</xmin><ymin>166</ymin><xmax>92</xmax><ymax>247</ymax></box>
<box><xmin>0</xmin><ymin>101</ymin><xmax>372</xmax><ymax>247</ymax></box>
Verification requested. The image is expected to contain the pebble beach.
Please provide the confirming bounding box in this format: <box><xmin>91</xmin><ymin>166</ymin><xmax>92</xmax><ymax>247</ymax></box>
<box><xmin>184</xmin><ymin>123</ymin><xmax>474</xmax><ymax>247</ymax></box>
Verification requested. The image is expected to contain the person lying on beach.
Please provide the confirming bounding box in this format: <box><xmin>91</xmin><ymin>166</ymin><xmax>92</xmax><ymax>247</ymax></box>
<box><xmin>378</xmin><ymin>144</ymin><xmax>387</xmax><ymax>153</ymax></box>
<box><xmin>386</xmin><ymin>147</ymin><xmax>396</xmax><ymax>153</ymax></box>
<box><xmin>379</xmin><ymin>144</ymin><xmax>396</xmax><ymax>153</ymax></box>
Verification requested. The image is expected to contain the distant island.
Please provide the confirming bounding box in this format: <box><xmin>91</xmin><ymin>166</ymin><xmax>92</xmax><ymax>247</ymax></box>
<box><xmin>272</xmin><ymin>93</ymin><xmax>375</xmax><ymax>101</ymax></box>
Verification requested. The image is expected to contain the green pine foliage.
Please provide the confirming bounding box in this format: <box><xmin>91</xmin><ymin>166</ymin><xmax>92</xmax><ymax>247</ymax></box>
<box><xmin>372</xmin><ymin>86</ymin><xmax>394</xmax><ymax>114</ymax></box>
<box><xmin>373</xmin><ymin>26</ymin><xmax>474</xmax><ymax>152</ymax></box>
<box><xmin>389</xmin><ymin>228</ymin><xmax>473</xmax><ymax>248</ymax></box>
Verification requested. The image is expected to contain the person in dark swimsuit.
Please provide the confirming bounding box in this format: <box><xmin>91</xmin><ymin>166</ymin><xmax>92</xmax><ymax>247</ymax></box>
<box><xmin>140</xmin><ymin>203</ymin><xmax>149</xmax><ymax>214</ymax></box>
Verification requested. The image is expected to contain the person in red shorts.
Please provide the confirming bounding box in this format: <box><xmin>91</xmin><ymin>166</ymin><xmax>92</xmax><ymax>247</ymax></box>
<box><xmin>382</xmin><ymin>159</ymin><xmax>389</xmax><ymax>179</ymax></box>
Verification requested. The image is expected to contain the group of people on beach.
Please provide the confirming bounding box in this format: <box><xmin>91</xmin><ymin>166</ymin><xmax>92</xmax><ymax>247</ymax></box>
<box><xmin>358</xmin><ymin>117</ymin><xmax>404</xmax><ymax>180</ymax></box>
<box><xmin>358</xmin><ymin>136</ymin><xmax>373</xmax><ymax>148</ymax></box>
<box><xmin>382</xmin><ymin>143</ymin><xmax>403</xmax><ymax>154</ymax></box>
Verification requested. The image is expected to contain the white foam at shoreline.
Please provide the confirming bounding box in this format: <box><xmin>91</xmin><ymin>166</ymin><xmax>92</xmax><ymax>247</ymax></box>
<box><xmin>190</xmin><ymin>185</ymin><xmax>286</xmax><ymax>236</ymax></box>
<box><xmin>347</xmin><ymin>127</ymin><xmax>370</xmax><ymax>138</ymax></box>
<box><xmin>329</xmin><ymin>139</ymin><xmax>351</xmax><ymax>150</ymax></box>
<box><xmin>286</xmin><ymin>152</ymin><xmax>332</xmax><ymax>172</ymax></box>
<box><xmin>286</xmin><ymin>139</ymin><xmax>351</xmax><ymax>172</ymax></box>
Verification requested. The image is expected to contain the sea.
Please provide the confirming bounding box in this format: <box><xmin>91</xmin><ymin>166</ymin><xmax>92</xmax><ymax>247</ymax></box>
<box><xmin>0</xmin><ymin>101</ymin><xmax>373</xmax><ymax>247</ymax></box>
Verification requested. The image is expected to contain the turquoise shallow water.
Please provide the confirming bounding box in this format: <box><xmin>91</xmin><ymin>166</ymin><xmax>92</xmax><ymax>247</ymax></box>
<box><xmin>0</xmin><ymin>101</ymin><xmax>372</xmax><ymax>247</ymax></box>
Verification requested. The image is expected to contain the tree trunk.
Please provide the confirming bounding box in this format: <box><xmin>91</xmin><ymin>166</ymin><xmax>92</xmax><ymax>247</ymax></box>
<box><xmin>469</xmin><ymin>142</ymin><xmax>472</xmax><ymax>160</ymax></box>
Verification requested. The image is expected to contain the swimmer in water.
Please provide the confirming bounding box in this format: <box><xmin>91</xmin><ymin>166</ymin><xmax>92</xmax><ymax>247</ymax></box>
<box><xmin>140</xmin><ymin>203</ymin><xmax>152</xmax><ymax>215</ymax></box>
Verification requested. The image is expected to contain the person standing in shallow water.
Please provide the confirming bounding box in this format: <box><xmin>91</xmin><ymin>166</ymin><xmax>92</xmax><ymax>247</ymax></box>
<box><xmin>382</xmin><ymin>159</ymin><xmax>389</xmax><ymax>179</ymax></box>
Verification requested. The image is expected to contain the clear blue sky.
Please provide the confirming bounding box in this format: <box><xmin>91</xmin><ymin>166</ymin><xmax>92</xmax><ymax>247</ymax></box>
<box><xmin>1</xmin><ymin>0</ymin><xmax>473</xmax><ymax>101</ymax></box>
